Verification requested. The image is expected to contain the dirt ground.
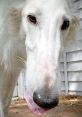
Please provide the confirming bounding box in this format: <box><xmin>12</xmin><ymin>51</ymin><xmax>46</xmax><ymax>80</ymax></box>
<box><xmin>9</xmin><ymin>95</ymin><xmax>82</xmax><ymax>117</ymax></box>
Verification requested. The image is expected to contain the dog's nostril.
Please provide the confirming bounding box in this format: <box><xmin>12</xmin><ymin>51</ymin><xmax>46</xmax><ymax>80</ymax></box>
<box><xmin>33</xmin><ymin>92</ymin><xmax>59</xmax><ymax>109</ymax></box>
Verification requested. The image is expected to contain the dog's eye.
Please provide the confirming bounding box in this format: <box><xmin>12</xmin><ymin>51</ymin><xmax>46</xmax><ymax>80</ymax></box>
<box><xmin>61</xmin><ymin>19</ymin><xmax>70</xmax><ymax>30</ymax></box>
<box><xmin>27</xmin><ymin>15</ymin><xmax>37</xmax><ymax>25</ymax></box>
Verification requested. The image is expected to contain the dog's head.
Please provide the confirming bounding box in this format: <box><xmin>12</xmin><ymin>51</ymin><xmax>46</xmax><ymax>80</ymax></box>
<box><xmin>19</xmin><ymin>0</ymin><xmax>79</xmax><ymax>115</ymax></box>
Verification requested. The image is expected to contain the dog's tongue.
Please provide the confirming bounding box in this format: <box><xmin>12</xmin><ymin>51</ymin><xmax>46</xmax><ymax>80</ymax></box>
<box><xmin>24</xmin><ymin>90</ymin><xmax>47</xmax><ymax>116</ymax></box>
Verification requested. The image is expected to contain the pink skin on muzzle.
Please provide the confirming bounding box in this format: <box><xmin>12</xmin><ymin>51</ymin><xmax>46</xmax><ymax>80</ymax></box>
<box><xmin>24</xmin><ymin>89</ymin><xmax>47</xmax><ymax>116</ymax></box>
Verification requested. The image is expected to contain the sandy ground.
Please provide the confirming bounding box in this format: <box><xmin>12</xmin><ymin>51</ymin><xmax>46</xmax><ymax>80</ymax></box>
<box><xmin>9</xmin><ymin>95</ymin><xmax>82</xmax><ymax>117</ymax></box>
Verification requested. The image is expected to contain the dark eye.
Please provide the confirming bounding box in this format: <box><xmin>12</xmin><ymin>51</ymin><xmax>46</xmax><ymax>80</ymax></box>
<box><xmin>61</xmin><ymin>19</ymin><xmax>70</xmax><ymax>30</ymax></box>
<box><xmin>27</xmin><ymin>15</ymin><xmax>37</xmax><ymax>25</ymax></box>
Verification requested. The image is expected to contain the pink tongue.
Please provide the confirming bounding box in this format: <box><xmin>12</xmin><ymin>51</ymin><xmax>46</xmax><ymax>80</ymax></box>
<box><xmin>24</xmin><ymin>90</ymin><xmax>47</xmax><ymax>116</ymax></box>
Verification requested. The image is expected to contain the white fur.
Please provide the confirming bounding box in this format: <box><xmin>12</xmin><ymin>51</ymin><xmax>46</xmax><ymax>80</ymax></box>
<box><xmin>0</xmin><ymin>0</ymin><xmax>79</xmax><ymax>117</ymax></box>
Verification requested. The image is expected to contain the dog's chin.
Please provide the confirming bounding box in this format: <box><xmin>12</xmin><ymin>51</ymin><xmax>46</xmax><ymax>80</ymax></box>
<box><xmin>24</xmin><ymin>90</ymin><xmax>47</xmax><ymax>116</ymax></box>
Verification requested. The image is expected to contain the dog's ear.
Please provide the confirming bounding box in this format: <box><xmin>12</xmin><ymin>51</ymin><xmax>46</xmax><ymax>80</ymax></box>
<box><xmin>9</xmin><ymin>7</ymin><xmax>26</xmax><ymax>40</ymax></box>
<box><xmin>64</xmin><ymin>16</ymin><xmax>80</xmax><ymax>46</ymax></box>
<box><xmin>9</xmin><ymin>7</ymin><xmax>22</xmax><ymax>33</ymax></box>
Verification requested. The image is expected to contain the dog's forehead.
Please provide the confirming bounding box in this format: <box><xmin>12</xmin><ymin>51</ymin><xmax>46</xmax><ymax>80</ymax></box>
<box><xmin>26</xmin><ymin>0</ymin><xmax>67</xmax><ymax>6</ymax></box>
<box><xmin>24</xmin><ymin>0</ymin><xmax>69</xmax><ymax>14</ymax></box>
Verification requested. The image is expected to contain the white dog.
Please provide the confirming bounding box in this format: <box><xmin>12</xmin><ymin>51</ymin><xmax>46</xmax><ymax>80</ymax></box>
<box><xmin>0</xmin><ymin>0</ymin><xmax>79</xmax><ymax>116</ymax></box>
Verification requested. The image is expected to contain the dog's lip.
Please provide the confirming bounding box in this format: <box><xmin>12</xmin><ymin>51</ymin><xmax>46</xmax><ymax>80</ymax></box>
<box><xmin>24</xmin><ymin>89</ymin><xmax>47</xmax><ymax>116</ymax></box>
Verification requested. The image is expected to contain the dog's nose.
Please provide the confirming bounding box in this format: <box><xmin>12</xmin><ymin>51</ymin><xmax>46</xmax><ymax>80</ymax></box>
<box><xmin>33</xmin><ymin>91</ymin><xmax>59</xmax><ymax>109</ymax></box>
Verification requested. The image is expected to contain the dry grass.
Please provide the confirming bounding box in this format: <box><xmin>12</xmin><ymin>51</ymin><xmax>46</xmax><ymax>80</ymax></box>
<box><xmin>9</xmin><ymin>95</ymin><xmax>82</xmax><ymax>117</ymax></box>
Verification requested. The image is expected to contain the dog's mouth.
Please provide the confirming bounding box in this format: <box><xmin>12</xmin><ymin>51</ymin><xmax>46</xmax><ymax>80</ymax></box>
<box><xmin>24</xmin><ymin>89</ymin><xmax>47</xmax><ymax>116</ymax></box>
